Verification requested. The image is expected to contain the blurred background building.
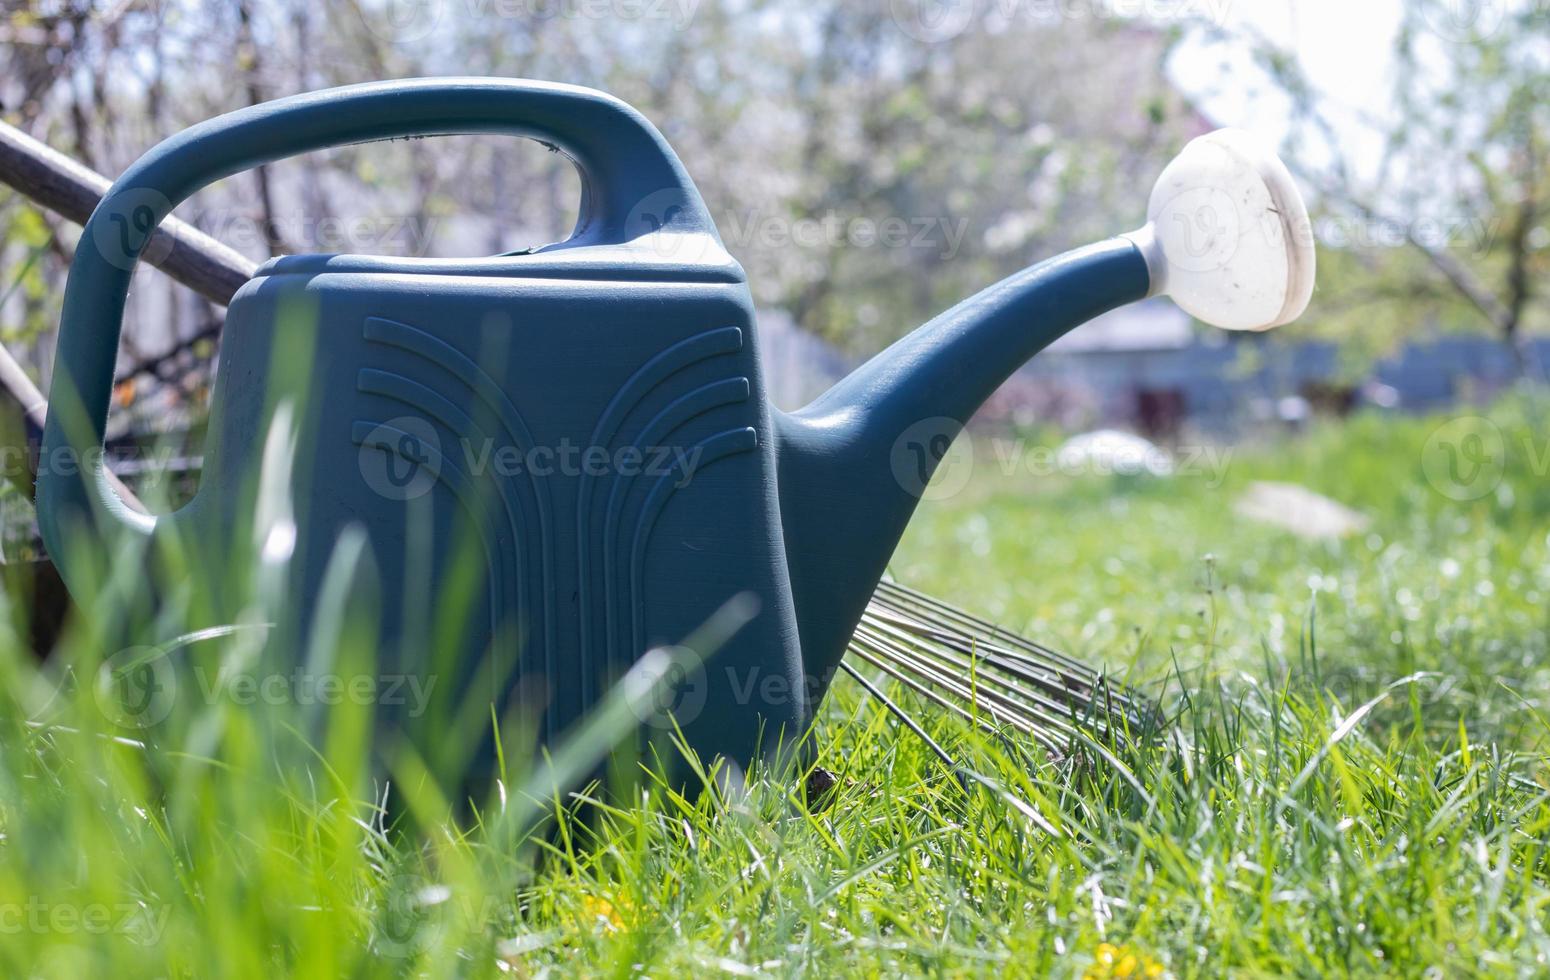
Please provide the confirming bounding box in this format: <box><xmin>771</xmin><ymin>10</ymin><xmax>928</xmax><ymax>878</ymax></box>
<box><xmin>0</xmin><ymin>0</ymin><xmax>1544</xmax><ymax>455</ymax></box>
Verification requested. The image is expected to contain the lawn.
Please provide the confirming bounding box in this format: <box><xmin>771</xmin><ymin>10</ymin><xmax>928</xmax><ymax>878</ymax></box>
<box><xmin>1</xmin><ymin>398</ymin><xmax>1547</xmax><ymax>977</ymax></box>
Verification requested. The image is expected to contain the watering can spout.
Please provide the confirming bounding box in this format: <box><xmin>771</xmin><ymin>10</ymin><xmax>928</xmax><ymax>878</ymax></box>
<box><xmin>777</xmin><ymin>128</ymin><xmax>1316</xmax><ymax>696</ymax></box>
<box><xmin>775</xmin><ymin>238</ymin><xmax>1152</xmax><ymax>692</ymax></box>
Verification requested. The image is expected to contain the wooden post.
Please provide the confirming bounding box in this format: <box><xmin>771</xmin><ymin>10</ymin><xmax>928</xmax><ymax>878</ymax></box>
<box><xmin>0</xmin><ymin>121</ymin><xmax>264</xmax><ymax>651</ymax></box>
<box><xmin>0</xmin><ymin>120</ymin><xmax>256</xmax><ymax>305</ymax></box>
<box><xmin>0</xmin><ymin>120</ymin><xmax>268</xmax><ymax>509</ymax></box>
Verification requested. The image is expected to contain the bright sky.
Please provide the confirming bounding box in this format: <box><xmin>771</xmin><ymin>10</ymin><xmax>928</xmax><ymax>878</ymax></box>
<box><xmin>1169</xmin><ymin>0</ymin><xmax>1406</xmax><ymax>176</ymax></box>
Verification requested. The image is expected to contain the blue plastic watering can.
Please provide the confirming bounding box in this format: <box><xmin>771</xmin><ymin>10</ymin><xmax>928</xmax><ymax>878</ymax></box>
<box><xmin>37</xmin><ymin>79</ymin><xmax>1313</xmax><ymax>772</ymax></box>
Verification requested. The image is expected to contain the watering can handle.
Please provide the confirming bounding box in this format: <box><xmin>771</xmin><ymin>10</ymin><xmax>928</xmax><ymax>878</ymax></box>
<box><xmin>38</xmin><ymin>77</ymin><xmax>713</xmax><ymax>554</ymax></box>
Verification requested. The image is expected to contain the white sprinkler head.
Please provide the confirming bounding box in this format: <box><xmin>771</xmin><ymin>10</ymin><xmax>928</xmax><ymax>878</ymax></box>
<box><xmin>1124</xmin><ymin>129</ymin><xmax>1316</xmax><ymax>331</ymax></box>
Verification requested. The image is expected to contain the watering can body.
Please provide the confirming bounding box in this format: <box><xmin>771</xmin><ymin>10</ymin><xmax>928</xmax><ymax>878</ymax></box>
<box><xmin>39</xmin><ymin>79</ymin><xmax>818</xmax><ymax>767</ymax></box>
<box><xmin>207</xmin><ymin>246</ymin><xmax>804</xmax><ymax>756</ymax></box>
<box><xmin>39</xmin><ymin>79</ymin><xmax>1310</xmax><ymax>776</ymax></box>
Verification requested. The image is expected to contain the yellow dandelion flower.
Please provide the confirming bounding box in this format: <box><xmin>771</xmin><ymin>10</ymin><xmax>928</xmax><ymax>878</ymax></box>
<box><xmin>578</xmin><ymin>894</ymin><xmax>626</xmax><ymax>933</ymax></box>
<box><xmin>1084</xmin><ymin>941</ymin><xmax>1165</xmax><ymax>980</ymax></box>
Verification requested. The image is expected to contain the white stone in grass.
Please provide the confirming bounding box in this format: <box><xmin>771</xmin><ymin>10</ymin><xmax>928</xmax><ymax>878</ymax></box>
<box><xmin>1235</xmin><ymin>481</ymin><xmax>1370</xmax><ymax>540</ymax></box>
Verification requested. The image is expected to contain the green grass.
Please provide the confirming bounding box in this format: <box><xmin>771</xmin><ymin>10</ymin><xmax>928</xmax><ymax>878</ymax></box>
<box><xmin>2</xmin><ymin>399</ymin><xmax>1548</xmax><ymax>977</ymax></box>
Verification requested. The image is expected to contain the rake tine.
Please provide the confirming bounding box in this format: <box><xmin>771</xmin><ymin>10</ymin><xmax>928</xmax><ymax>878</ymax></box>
<box><xmin>857</xmin><ymin>616</ymin><xmax>1138</xmax><ymax>730</ymax></box>
<box><xmin>861</xmin><ymin>635</ymin><xmax>1153</xmax><ymax>806</ymax></box>
<box><xmin>847</xmin><ymin>643</ymin><xmax>1065</xmax><ymax>755</ymax></box>
<box><xmin>867</xmin><ymin>586</ymin><xmax>1079</xmax><ymax>665</ymax></box>
<box><xmin>864</xmin><ymin>582</ymin><xmax>1154</xmax><ymax>723</ymax></box>
<box><xmin>875</xmin><ymin>579</ymin><xmax>1107</xmax><ymax>680</ymax></box>
<box><xmin>869</xmin><ymin>579</ymin><xmax>1099</xmax><ymax>682</ymax></box>
<box><xmin>855</xmin><ymin>622</ymin><xmax>1096</xmax><ymax>735</ymax></box>
<box><xmin>866</xmin><ymin>604</ymin><xmax>1099</xmax><ymax>689</ymax></box>
<box><xmin>850</xmin><ymin>637</ymin><xmax>1151</xmax><ymax>802</ymax></box>
<box><xmin>853</xmin><ymin>629</ymin><xmax>1084</xmax><ymax>747</ymax></box>
<box><xmin>886</xmin><ymin>580</ymin><xmax>1154</xmax><ymax>707</ymax></box>
<box><xmin>839</xmin><ymin>662</ymin><xmax>1066</xmax><ymax>839</ymax></box>
<box><xmin>837</xmin><ymin>660</ymin><xmax>961</xmax><ymax>774</ymax></box>
<box><xmin>851</xmin><ymin>634</ymin><xmax>1089</xmax><ymax>760</ymax></box>
<box><xmin>849</xmin><ymin>582</ymin><xmax>1157</xmax><ymax>800</ymax></box>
